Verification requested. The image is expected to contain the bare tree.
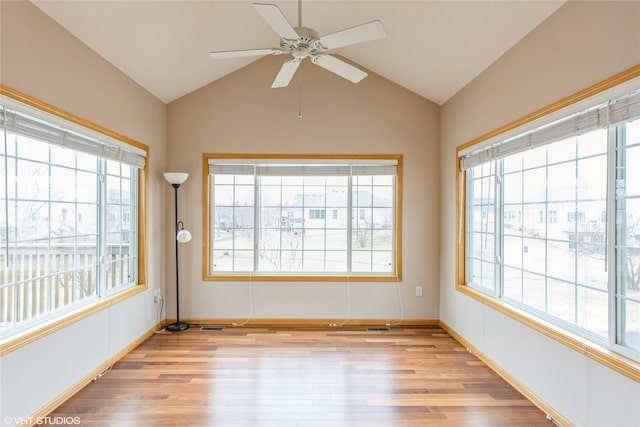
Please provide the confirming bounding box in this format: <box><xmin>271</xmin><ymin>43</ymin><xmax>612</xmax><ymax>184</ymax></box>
<box><xmin>355</xmin><ymin>219</ymin><xmax>371</xmax><ymax>248</ymax></box>
<box><xmin>626</xmin><ymin>248</ymin><xmax>640</xmax><ymax>290</ymax></box>
<box><xmin>621</xmin><ymin>216</ymin><xmax>640</xmax><ymax>291</ymax></box>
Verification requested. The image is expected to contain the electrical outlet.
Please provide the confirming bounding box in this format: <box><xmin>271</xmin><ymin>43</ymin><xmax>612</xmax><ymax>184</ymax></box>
<box><xmin>415</xmin><ymin>286</ymin><xmax>423</xmax><ymax>297</ymax></box>
<box><xmin>154</xmin><ymin>289</ymin><xmax>162</xmax><ymax>303</ymax></box>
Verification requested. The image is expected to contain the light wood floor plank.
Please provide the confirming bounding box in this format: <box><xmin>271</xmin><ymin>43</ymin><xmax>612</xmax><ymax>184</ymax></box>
<box><xmin>44</xmin><ymin>326</ymin><xmax>552</xmax><ymax>426</ymax></box>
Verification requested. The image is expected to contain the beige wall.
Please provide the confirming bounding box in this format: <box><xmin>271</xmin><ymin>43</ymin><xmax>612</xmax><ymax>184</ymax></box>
<box><xmin>440</xmin><ymin>1</ymin><xmax>640</xmax><ymax>425</ymax></box>
<box><xmin>1</xmin><ymin>1</ymin><xmax>166</xmax><ymax>423</ymax></box>
<box><xmin>167</xmin><ymin>55</ymin><xmax>440</xmax><ymax>321</ymax></box>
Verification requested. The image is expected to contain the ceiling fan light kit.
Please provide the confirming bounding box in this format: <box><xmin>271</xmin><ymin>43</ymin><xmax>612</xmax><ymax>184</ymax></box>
<box><xmin>209</xmin><ymin>2</ymin><xmax>386</xmax><ymax>88</ymax></box>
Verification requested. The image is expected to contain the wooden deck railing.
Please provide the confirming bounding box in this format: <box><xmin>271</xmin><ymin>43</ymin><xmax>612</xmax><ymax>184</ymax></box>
<box><xmin>0</xmin><ymin>244</ymin><xmax>130</xmax><ymax>328</ymax></box>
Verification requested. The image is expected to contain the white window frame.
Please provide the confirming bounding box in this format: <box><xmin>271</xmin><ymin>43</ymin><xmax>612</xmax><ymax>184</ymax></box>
<box><xmin>203</xmin><ymin>154</ymin><xmax>402</xmax><ymax>281</ymax></box>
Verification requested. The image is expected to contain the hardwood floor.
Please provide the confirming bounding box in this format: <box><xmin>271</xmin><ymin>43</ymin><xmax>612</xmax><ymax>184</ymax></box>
<box><xmin>45</xmin><ymin>326</ymin><xmax>552</xmax><ymax>426</ymax></box>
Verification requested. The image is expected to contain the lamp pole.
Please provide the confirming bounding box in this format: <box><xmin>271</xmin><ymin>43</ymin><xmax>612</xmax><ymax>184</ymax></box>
<box><xmin>163</xmin><ymin>172</ymin><xmax>190</xmax><ymax>332</ymax></box>
<box><xmin>168</xmin><ymin>183</ymin><xmax>188</xmax><ymax>331</ymax></box>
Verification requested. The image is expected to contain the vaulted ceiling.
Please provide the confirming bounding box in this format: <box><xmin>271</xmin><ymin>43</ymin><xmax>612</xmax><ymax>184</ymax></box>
<box><xmin>32</xmin><ymin>1</ymin><xmax>565</xmax><ymax>105</ymax></box>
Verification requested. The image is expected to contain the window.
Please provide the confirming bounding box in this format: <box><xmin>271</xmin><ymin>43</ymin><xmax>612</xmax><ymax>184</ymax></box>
<box><xmin>567</xmin><ymin>211</ymin><xmax>586</xmax><ymax>223</ymax></box>
<box><xmin>0</xmin><ymin>89</ymin><xmax>147</xmax><ymax>339</ymax></box>
<box><xmin>204</xmin><ymin>155</ymin><xmax>401</xmax><ymax>280</ymax></box>
<box><xmin>458</xmin><ymin>72</ymin><xmax>640</xmax><ymax>366</ymax></box>
<box><xmin>466</xmin><ymin>161</ymin><xmax>498</xmax><ymax>294</ymax></box>
<box><xmin>309</xmin><ymin>209</ymin><xmax>325</xmax><ymax>220</ymax></box>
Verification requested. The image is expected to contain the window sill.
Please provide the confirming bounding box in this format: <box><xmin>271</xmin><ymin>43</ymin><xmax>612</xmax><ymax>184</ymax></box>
<box><xmin>203</xmin><ymin>274</ymin><xmax>401</xmax><ymax>282</ymax></box>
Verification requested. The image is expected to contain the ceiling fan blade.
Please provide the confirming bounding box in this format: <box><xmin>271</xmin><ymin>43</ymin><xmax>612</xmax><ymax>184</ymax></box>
<box><xmin>253</xmin><ymin>3</ymin><xmax>299</xmax><ymax>40</ymax></box>
<box><xmin>312</xmin><ymin>55</ymin><xmax>368</xmax><ymax>84</ymax></box>
<box><xmin>319</xmin><ymin>20</ymin><xmax>386</xmax><ymax>50</ymax></box>
<box><xmin>272</xmin><ymin>59</ymin><xmax>301</xmax><ymax>88</ymax></box>
<box><xmin>209</xmin><ymin>48</ymin><xmax>282</xmax><ymax>60</ymax></box>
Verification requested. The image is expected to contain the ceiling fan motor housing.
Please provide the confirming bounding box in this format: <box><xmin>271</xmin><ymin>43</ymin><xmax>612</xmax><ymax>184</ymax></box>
<box><xmin>281</xmin><ymin>26</ymin><xmax>326</xmax><ymax>60</ymax></box>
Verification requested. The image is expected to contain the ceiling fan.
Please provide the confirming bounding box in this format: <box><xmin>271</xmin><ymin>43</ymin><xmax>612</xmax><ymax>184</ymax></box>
<box><xmin>209</xmin><ymin>1</ymin><xmax>386</xmax><ymax>88</ymax></box>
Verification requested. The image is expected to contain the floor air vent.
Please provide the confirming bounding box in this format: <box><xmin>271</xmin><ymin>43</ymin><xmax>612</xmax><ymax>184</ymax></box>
<box><xmin>367</xmin><ymin>327</ymin><xmax>390</xmax><ymax>332</ymax></box>
<box><xmin>200</xmin><ymin>326</ymin><xmax>225</xmax><ymax>331</ymax></box>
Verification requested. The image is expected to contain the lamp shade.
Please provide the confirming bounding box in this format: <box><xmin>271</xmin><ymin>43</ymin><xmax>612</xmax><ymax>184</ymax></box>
<box><xmin>163</xmin><ymin>172</ymin><xmax>189</xmax><ymax>185</ymax></box>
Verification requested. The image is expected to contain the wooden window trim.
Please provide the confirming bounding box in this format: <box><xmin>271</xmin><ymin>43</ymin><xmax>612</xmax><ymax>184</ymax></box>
<box><xmin>202</xmin><ymin>153</ymin><xmax>403</xmax><ymax>282</ymax></box>
<box><xmin>455</xmin><ymin>65</ymin><xmax>640</xmax><ymax>383</ymax></box>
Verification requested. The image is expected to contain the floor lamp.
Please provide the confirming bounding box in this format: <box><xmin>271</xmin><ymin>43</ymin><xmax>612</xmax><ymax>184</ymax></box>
<box><xmin>163</xmin><ymin>172</ymin><xmax>192</xmax><ymax>332</ymax></box>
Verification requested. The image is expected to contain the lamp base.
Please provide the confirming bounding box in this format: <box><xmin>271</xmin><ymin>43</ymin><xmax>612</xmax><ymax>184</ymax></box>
<box><xmin>166</xmin><ymin>321</ymin><xmax>189</xmax><ymax>332</ymax></box>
